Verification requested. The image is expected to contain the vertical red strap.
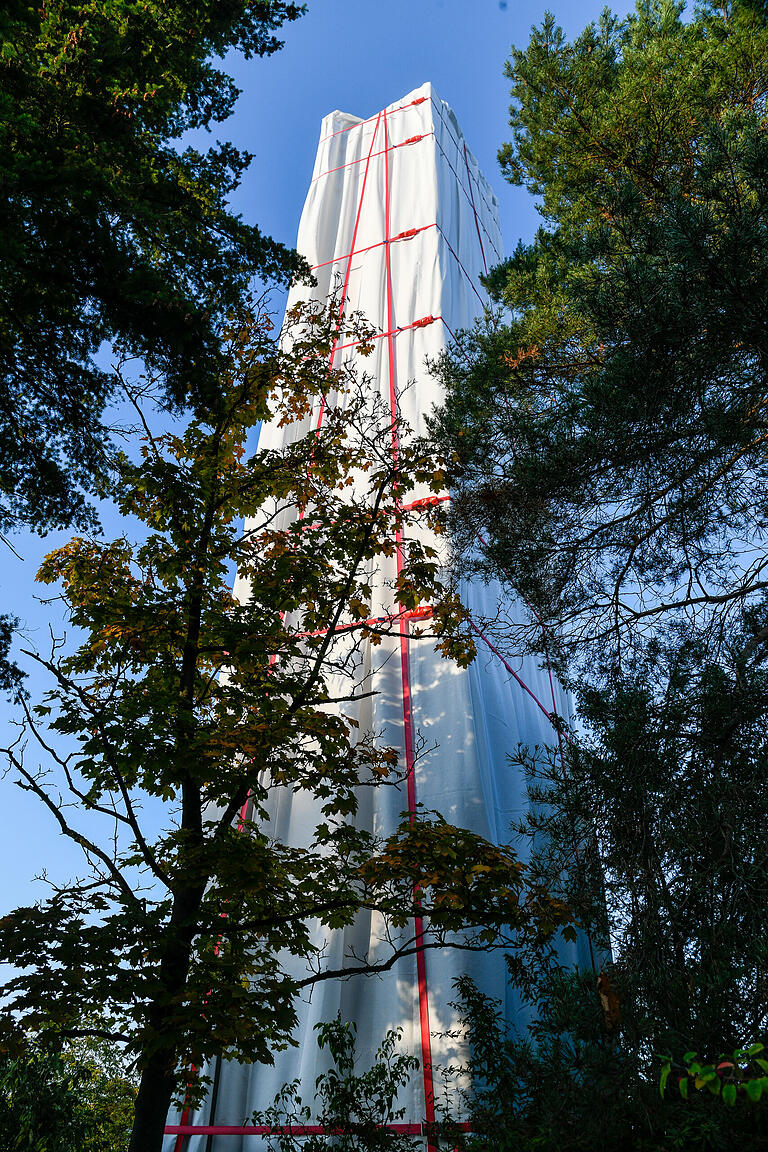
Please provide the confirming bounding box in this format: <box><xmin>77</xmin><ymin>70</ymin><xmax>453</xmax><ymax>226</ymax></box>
<box><xmin>174</xmin><ymin>1079</ymin><xmax>196</xmax><ymax>1152</ymax></box>
<box><xmin>382</xmin><ymin>104</ymin><xmax>437</xmax><ymax>1142</ymax></box>
<box><xmin>316</xmin><ymin>111</ymin><xmax>383</xmax><ymax>433</ymax></box>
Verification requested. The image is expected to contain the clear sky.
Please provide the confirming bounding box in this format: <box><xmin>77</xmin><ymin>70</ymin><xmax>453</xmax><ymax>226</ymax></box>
<box><xmin>0</xmin><ymin>0</ymin><xmax>634</xmax><ymax>915</ymax></box>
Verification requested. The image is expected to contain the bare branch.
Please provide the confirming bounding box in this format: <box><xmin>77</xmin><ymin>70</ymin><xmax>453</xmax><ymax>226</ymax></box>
<box><xmin>4</xmin><ymin>748</ymin><xmax>143</xmax><ymax>911</ymax></box>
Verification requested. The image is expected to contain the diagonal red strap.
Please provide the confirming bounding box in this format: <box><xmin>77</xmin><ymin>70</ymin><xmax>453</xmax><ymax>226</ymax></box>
<box><xmin>315</xmin><ymin>111</ymin><xmax>383</xmax><ymax>434</ymax></box>
<box><xmin>318</xmin><ymin>94</ymin><xmax>427</xmax><ymax>144</ymax></box>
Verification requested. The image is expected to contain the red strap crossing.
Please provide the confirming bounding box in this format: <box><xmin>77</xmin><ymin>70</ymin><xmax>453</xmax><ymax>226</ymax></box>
<box><xmin>292</xmin><ymin>605</ymin><xmax>434</xmax><ymax>642</ymax></box>
<box><xmin>311</xmin><ymin>223</ymin><xmax>485</xmax><ymax>311</ymax></box>
<box><xmin>317</xmin><ymin>92</ymin><xmax>501</xmax><ymax>262</ymax></box>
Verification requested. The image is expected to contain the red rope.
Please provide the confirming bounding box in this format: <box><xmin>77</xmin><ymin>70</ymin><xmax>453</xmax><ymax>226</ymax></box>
<box><xmin>318</xmin><ymin>94</ymin><xmax>428</xmax><ymax>144</ymax></box>
<box><xmin>166</xmin><ymin>1122</ymin><xmax>473</xmax><ymax>1136</ymax></box>
<box><xmin>470</xmin><ymin>530</ymin><xmax>598</xmax><ymax>971</ymax></box>
<box><xmin>430</xmin><ymin>98</ymin><xmax>500</xmax><ymax>250</ymax></box>
<box><xmin>432</xmin><ymin>133</ymin><xmax>500</xmax><ymax>263</ymax></box>
<box><xmin>466</xmin><ymin>617</ymin><xmax>574</xmax><ymax>742</ymax></box>
<box><xmin>311</xmin><ymin>132</ymin><xmax>433</xmax><ymax>184</ymax></box>
<box><xmin>382</xmin><ymin>103</ymin><xmax>437</xmax><ymax>1141</ymax></box>
<box><xmin>315</xmin><ymin>110</ymin><xmax>383</xmax><ymax>433</ymax></box>
<box><xmin>436</xmin><ymin>225</ymin><xmax>486</xmax><ymax>309</ymax></box>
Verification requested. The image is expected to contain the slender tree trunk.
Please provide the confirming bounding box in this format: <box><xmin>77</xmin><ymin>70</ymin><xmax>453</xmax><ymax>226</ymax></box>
<box><xmin>130</xmin><ymin>484</ymin><xmax>216</xmax><ymax>1150</ymax></box>
<box><xmin>127</xmin><ymin>880</ymin><xmax>207</xmax><ymax>1152</ymax></box>
<box><xmin>128</xmin><ymin>1052</ymin><xmax>178</xmax><ymax>1152</ymax></box>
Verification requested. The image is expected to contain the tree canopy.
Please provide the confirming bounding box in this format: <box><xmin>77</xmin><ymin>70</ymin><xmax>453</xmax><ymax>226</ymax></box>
<box><xmin>433</xmin><ymin>0</ymin><xmax>768</xmax><ymax>666</ymax></box>
<box><xmin>430</xmin><ymin>1</ymin><xmax>768</xmax><ymax>1147</ymax></box>
<box><xmin>0</xmin><ymin>1031</ymin><xmax>136</xmax><ymax>1152</ymax></box>
<box><xmin>0</xmin><ymin>300</ymin><xmax>572</xmax><ymax>1152</ymax></box>
<box><xmin>0</xmin><ymin>0</ymin><xmax>305</xmax><ymax>533</ymax></box>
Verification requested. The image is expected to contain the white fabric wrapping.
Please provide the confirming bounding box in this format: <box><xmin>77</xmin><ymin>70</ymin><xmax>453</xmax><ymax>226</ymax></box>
<box><xmin>164</xmin><ymin>82</ymin><xmax>590</xmax><ymax>1151</ymax></box>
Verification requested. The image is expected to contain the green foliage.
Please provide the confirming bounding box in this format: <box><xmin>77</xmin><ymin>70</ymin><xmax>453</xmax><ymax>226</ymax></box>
<box><xmin>0</xmin><ymin>1048</ymin><xmax>89</xmax><ymax>1152</ymax></box>
<box><xmin>255</xmin><ymin>1018</ymin><xmax>420</xmax><ymax>1152</ymax></box>
<box><xmin>430</xmin><ymin>2</ymin><xmax>768</xmax><ymax>1148</ymax></box>
<box><xmin>447</xmin><ymin>974</ymin><xmax>768</xmax><ymax>1152</ymax></box>
<box><xmin>0</xmin><ymin>0</ymin><xmax>305</xmax><ymax>532</ymax></box>
<box><xmin>0</xmin><ymin>298</ymin><xmax>572</xmax><ymax>1151</ymax></box>
<box><xmin>0</xmin><ymin>614</ymin><xmax>24</xmax><ymax>699</ymax></box>
<box><xmin>0</xmin><ymin>1036</ymin><xmax>136</xmax><ymax>1152</ymax></box>
<box><xmin>433</xmin><ymin>0</ymin><xmax>768</xmax><ymax>664</ymax></box>
<box><xmin>488</xmin><ymin>634</ymin><xmax>768</xmax><ymax>1149</ymax></box>
<box><xmin>426</xmin><ymin>625</ymin><xmax>768</xmax><ymax>1151</ymax></box>
<box><xmin>661</xmin><ymin>1042</ymin><xmax>768</xmax><ymax>1106</ymax></box>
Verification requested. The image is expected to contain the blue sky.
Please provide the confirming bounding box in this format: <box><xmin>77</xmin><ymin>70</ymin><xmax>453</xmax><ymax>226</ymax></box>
<box><xmin>0</xmin><ymin>0</ymin><xmax>633</xmax><ymax>915</ymax></box>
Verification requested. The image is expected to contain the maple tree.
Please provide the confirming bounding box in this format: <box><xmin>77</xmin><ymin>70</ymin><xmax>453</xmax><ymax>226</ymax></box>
<box><xmin>0</xmin><ymin>299</ymin><xmax>572</xmax><ymax>1152</ymax></box>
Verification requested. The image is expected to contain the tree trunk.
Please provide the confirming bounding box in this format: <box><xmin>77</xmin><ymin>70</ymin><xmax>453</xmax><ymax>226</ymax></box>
<box><xmin>128</xmin><ymin>1051</ymin><xmax>178</xmax><ymax>1152</ymax></box>
<box><xmin>127</xmin><ymin>881</ymin><xmax>207</xmax><ymax>1152</ymax></box>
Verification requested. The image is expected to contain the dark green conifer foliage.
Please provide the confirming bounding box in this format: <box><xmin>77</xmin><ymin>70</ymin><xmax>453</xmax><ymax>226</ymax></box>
<box><xmin>431</xmin><ymin>1</ymin><xmax>768</xmax><ymax>1146</ymax></box>
<box><xmin>0</xmin><ymin>0</ymin><xmax>305</xmax><ymax>532</ymax></box>
<box><xmin>434</xmin><ymin>0</ymin><xmax>768</xmax><ymax>662</ymax></box>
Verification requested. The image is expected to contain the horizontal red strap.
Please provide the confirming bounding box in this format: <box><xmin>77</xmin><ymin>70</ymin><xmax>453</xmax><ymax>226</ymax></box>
<box><xmin>294</xmin><ymin>605</ymin><xmax>435</xmax><ymax>641</ymax></box>
<box><xmin>466</xmin><ymin>617</ymin><xmax>575</xmax><ymax>743</ymax></box>
<box><xmin>432</xmin><ymin>136</ymin><xmax>502</xmax><ymax>263</ymax></box>
<box><xmin>404</xmin><ymin>495</ymin><xmax>451</xmax><ymax>510</ymax></box>
<box><xmin>312</xmin><ymin>133</ymin><xmax>433</xmax><ymax>183</ymax></box>
<box><xmin>318</xmin><ymin>95</ymin><xmax>429</xmax><ymax>145</ymax></box>
<box><xmin>412</xmin><ymin>315</ymin><xmax>437</xmax><ymax>328</ymax></box>
<box><xmin>310</xmin><ymin>224</ymin><xmax>436</xmax><ymax>272</ymax></box>
<box><xmin>293</xmin><ymin>495</ymin><xmax>449</xmax><ymax>534</ymax></box>
<box><xmin>165</xmin><ymin>1123</ymin><xmax>473</xmax><ymax>1136</ymax></box>
<box><xmin>405</xmin><ymin>605</ymin><xmax>434</xmax><ymax>621</ymax></box>
<box><xmin>309</xmin><ymin>224</ymin><xmax>484</xmax><ymax>309</ymax></box>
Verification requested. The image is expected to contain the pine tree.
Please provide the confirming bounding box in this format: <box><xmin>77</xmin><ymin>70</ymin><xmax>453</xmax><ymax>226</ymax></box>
<box><xmin>0</xmin><ymin>0</ymin><xmax>305</xmax><ymax>534</ymax></box>
<box><xmin>432</xmin><ymin>1</ymin><xmax>768</xmax><ymax>1145</ymax></box>
<box><xmin>434</xmin><ymin>0</ymin><xmax>768</xmax><ymax>665</ymax></box>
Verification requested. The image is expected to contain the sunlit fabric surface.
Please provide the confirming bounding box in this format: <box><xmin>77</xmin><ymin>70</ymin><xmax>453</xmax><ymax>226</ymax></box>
<box><xmin>164</xmin><ymin>82</ymin><xmax>590</xmax><ymax>1152</ymax></box>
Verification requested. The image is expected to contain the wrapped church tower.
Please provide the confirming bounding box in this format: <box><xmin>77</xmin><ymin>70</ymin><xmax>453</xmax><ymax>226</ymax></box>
<box><xmin>165</xmin><ymin>82</ymin><xmax>589</xmax><ymax>1151</ymax></box>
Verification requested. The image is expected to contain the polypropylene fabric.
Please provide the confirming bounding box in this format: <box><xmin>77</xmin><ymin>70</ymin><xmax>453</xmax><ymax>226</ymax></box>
<box><xmin>164</xmin><ymin>82</ymin><xmax>590</xmax><ymax>1152</ymax></box>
